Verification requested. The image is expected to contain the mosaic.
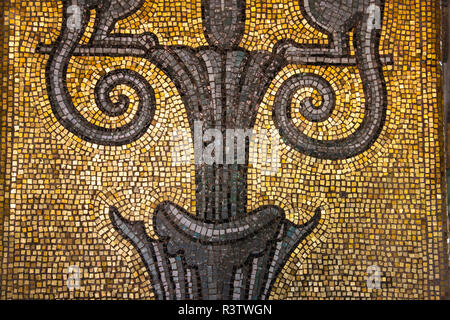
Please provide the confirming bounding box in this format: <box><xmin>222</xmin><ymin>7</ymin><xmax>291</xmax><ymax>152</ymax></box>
<box><xmin>0</xmin><ymin>0</ymin><xmax>448</xmax><ymax>299</ymax></box>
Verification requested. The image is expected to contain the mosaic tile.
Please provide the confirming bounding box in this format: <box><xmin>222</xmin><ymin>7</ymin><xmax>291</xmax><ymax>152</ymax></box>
<box><xmin>0</xmin><ymin>0</ymin><xmax>448</xmax><ymax>300</ymax></box>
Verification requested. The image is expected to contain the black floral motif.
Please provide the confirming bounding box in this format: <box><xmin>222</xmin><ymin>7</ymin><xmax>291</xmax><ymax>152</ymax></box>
<box><xmin>37</xmin><ymin>0</ymin><xmax>391</xmax><ymax>300</ymax></box>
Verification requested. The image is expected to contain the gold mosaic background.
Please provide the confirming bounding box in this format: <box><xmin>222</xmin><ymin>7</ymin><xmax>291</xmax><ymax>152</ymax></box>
<box><xmin>0</xmin><ymin>0</ymin><xmax>448</xmax><ymax>299</ymax></box>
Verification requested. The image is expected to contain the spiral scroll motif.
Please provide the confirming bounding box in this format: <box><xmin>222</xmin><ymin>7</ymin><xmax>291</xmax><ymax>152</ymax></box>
<box><xmin>273</xmin><ymin>7</ymin><xmax>387</xmax><ymax>160</ymax></box>
<box><xmin>92</xmin><ymin>69</ymin><xmax>156</xmax><ymax>140</ymax></box>
<box><xmin>35</xmin><ymin>0</ymin><xmax>391</xmax><ymax>300</ymax></box>
<box><xmin>45</xmin><ymin>2</ymin><xmax>156</xmax><ymax>146</ymax></box>
<box><xmin>281</xmin><ymin>73</ymin><xmax>336</xmax><ymax>123</ymax></box>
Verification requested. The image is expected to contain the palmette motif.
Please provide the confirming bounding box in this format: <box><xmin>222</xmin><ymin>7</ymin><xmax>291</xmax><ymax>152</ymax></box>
<box><xmin>37</xmin><ymin>0</ymin><xmax>390</xmax><ymax>299</ymax></box>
